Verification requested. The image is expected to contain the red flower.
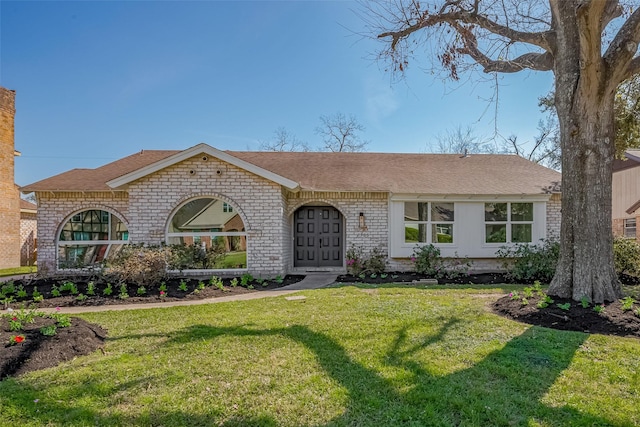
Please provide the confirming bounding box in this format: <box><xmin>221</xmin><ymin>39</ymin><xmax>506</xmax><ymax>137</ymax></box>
<box><xmin>12</xmin><ymin>317</ymin><xmax>17</xmax><ymax>321</ymax></box>
<box><xmin>10</xmin><ymin>335</ymin><xmax>25</xmax><ymax>345</ymax></box>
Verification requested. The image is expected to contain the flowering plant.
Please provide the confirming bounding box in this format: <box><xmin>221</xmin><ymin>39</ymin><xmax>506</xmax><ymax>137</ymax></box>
<box><xmin>9</xmin><ymin>335</ymin><xmax>25</xmax><ymax>345</ymax></box>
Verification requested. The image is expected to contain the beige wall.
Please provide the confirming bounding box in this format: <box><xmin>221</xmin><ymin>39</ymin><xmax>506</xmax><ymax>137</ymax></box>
<box><xmin>612</xmin><ymin>165</ymin><xmax>640</xmax><ymax>220</ymax></box>
<box><xmin>20</xmin><ymin>211</ymin><xmax>37</xmax><ymax>265</ymax></box>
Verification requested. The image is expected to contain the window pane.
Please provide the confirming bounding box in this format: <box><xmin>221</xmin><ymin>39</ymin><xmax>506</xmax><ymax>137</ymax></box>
<box><xmin>432</xmin><ymin>224</ymin><xmax>453</xmax><ymax>243</ymax></box>
<box><xmin>171</xmin><ymin>198</ymin><xmax>243</xmax><ymax>233</ymax></box>
<box><xmin>405</xmin><ymin>224</ymin><xmax>428</xmax><ymax>243</ymax></box>
<box><xmin>431</xmin><ymin>202</ymin><xmax>454</xmax><ymax>221</ymax></box>
<box><xmin>512</xmin><ymin>224</ymin><xmax>532</xmax><ymax>242</ymax></box>
<box><xmin>624</xmin><ymin>218</ymin><xmax>636</xmax><ymax>238</ymax></box>
<box><xmin>486</xmin><ymin>224</ymin><xmax>507</xmax><ymax>243</ymax></box>
<box><xmin>485</xmin><ymin>203</ymin><xmax>508</xmax><ymax>221</ymax></box>
<box><xmin>58</xmin><ymin>244</ymin><xmax>109</xmax><ymax>268</ymax></box>
<box><xmin>511</xmin><ymin>203</ymin><xmax>533</xmax><ymax>221</ymax></box>
<box><xmin>404</xmin><ymin>202</ymin><xmax>429</xmax><ymax>221</ymax></box>
<box><xmin>167</xmin><ymin>237</ymin><xmax>247</xmax><ymax>269</ymax></box>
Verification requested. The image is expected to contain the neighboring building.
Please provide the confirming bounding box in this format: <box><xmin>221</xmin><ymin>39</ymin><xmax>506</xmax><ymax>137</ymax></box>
<box><xmin>20</xmin><ymin>199</ymin><xmax>37</xmax><ymax>266</ymax></box>
<box><xmin>0</xmin><ymin>87</ymin><xmax>21</xmax><ymax>269</ymax></box>
<box><xmin>612</xmin><ymin>150</ymin><xmax>640</xmax><ymax>240</ymax></box>
<box><xmin>21</xmin><ymin>143</ymin><xmax>562</xmax><ymax>276</ymax></box>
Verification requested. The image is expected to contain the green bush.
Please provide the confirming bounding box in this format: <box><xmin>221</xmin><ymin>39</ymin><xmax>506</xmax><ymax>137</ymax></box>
<box><xmin>613</xmin><ymin>236</ymin><xmax>640</xmax><ymax>277</ymax></box>
<box><xmin>412</xmin><ymin>244</ymin><xmax>443</xmax><ymax>276</ymax></box>
<box><xmin>346</xmin><ymin>245</ymin><xmax>388</xmax><ymax>276</ymax></box>
<box><xmin>411</xmin><ymin>244</ymin><xmax>472</xmax><ymax>279</ymax></box>
<box><xmin>496</xmin><ymin>239</ymin><xmax>559</xmax><ymax>283</ymax></box>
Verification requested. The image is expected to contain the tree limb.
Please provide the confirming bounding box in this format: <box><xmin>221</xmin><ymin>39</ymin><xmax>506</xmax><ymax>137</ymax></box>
<box><xmin>604</xmin><ymin>6</ymin><xmax>640</xmax><ymax>84</ymax></box>
<box><xmin>378</xmin><ymin>6</ymin><xmax>553</xmax><ymax>51</ymax></box>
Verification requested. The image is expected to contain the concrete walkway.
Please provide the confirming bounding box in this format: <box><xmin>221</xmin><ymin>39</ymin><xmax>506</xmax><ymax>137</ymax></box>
<box><xmin>31</xmin><ymin>273</ymin><xmax>338</xmax><ymax>315</ymax></box>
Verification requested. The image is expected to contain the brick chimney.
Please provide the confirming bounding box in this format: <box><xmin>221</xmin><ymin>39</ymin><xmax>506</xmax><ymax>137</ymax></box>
<box><xmin>0</xmin><ymin>87</ymin><xmax>20</xmax><ymax>268</ymax></box>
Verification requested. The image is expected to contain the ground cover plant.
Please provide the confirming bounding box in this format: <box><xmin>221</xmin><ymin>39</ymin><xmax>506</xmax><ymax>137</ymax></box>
<box><xmin>1</xmin><ymin>285</ymin><xmax>639</xmax><ymax>426</ymax></box>
<box><xmin>0</xmin><ymin>274</ymin><xmax>302</xmax><ymax>310</ymax></box>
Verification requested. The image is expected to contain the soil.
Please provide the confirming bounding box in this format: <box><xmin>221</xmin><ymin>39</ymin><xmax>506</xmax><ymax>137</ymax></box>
<box><xmin>1</xmin><ymin>315</ymin><xmax>107</xmax><ymax>380</ymax></box>
<box><xmin>2</xmin><ymin>275</ymin><xmax>304</xmax><ymax>310</ymax></box>
<box><xmin>2</xmin><ymin>272</ymin><xmax>639</xmax><ymax>381</ymax></box>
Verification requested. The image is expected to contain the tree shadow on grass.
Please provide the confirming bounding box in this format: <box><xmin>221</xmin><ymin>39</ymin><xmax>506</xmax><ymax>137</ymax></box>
<box><xmin>0</xmin><ymin>321</ymin><xmax>624</xmax><ymax>426</ymax></box>
<box><xmin>167</xmin><ymin>322</ymin><xmax>617</xmax><ymax>426</ymax></box>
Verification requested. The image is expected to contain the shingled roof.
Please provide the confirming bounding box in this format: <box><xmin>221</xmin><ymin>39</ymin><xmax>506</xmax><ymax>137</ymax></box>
<box><xmin>21</xmin><ymin>145</ymin><xmax>561</xmax><ymax>196</ymax></box>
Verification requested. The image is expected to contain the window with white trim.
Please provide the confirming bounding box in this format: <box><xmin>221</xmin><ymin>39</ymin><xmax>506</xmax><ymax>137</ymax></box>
<box><xmin>58</xmin><ymin>210</ymin><xmax>128</xmax><ymax>268</ymax></box>
<box><xmin>624</xmin><ymin>218</ymin><xmax>636</xmax><ymax>238</ymax></box>
<box><xmin>167</xmin><ymin>197</ymin><xmax>247</xmax><ymax>269</ymax></box>
<box><xmin>484</xmin><ymin>202</ymin><xmax>533</xmax><ymax>243</ymax></box>
<box><xmin>404</xmin><ymin>202</ymin><xmax>454</xmax><ymax>244</ymax></box>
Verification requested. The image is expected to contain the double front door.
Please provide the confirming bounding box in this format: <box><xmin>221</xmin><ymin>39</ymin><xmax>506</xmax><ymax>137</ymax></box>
<box><xmin>294</xmin><ymin>206</ymin><xmax>343</xmax><ymax>267</ymax></box>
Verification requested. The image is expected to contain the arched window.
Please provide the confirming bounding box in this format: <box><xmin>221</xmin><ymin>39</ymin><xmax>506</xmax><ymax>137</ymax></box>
<box><xmin>167</xmin><ymin>198</ymin><xmax>247</xmax><ymax>270</ymax></box>
<box><xmin>58</xmin><ymin>209</ymin><xmax>128</xmax><ymax>268</ymax></box>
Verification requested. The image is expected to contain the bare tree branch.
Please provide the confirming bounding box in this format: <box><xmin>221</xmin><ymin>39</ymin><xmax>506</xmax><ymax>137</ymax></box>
<box><xmin>315</xmin><ymin>113</ymin><xmax>369</xmax><ymax>152</ymax></box>
<box><xmin>604</xmin><ymin>6</ymin><xmax>640</xmax><ymax>84</ymax></box>
<box><xmin>378</xmin><ymin>4</ymin><xmax>553</xmax><ymax>51</ymax></box>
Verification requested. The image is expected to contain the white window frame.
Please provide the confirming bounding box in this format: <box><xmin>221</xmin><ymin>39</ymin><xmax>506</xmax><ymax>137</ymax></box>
<box><xmin>166</xmin><ymin>197</ymin><xmax>248</xmax><ymax>272</ymax></box>
<box><xmin>624</xmin><ymin>218</ymin><xmax>637</xmax><ymax>239</ymax></box>
<box><xmin>57</xmin><ymin>209</ymin><xmax>129</xmax><ymax>269</ymax></box>
<box><xmin>403</xmin><ymin>201</ymin><xmax>455</xmax><ymax>245</ymax></box>
<box><xmin>484</xmin><ymin>202</ymin><xmax>534</xmax><ymax>244</ymax></box>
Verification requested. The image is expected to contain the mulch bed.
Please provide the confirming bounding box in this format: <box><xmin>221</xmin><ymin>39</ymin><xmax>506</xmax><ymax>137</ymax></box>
<box><xmin>1</xmin><ymin>315</ymin><xmax>107</xmax><ymax>380</ymax></box>
<box><xmin>1</xmin><ymin>275</ymin><xmax>304</xmax><ymax>310</ymax></box>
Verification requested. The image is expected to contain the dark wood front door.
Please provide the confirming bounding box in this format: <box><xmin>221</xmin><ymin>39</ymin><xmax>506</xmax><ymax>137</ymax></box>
<box><xmin>294</xmin><ymin>206</ymin><xmax>343</xmax><ymax>267</ymax></box>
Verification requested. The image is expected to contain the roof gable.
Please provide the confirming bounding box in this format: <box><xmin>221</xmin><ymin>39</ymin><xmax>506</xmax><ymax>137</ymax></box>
<box><xmin>106</xmin><ymin>143</ymin><xmax>300</xmax><ymax>191</ymax></box>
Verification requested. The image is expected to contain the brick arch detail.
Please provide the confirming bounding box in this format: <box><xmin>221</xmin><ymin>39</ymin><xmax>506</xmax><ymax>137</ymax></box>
<box><xmin>287</xmin><ymin>199</ymin><xmax>348</xmax><ymax>219</ymax></box>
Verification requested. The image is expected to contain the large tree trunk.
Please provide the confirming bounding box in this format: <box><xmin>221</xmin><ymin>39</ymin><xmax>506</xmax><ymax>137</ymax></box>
<box><xmin>546</xmin><ymin>0</ymin><xmax>623</xmax><ymax>304</ymax></box>
<box><xmin>547</xmin><ymin>94</ymin><xmax>623</xmax><ymax>303</ymax></box>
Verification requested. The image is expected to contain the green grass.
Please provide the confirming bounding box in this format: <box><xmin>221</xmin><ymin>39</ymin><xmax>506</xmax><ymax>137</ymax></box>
<box><xmin>215</xmin><ymin>251</ymin><xmax>247</xmax><ymax>269</ymax></box>
<box><xmin>0</xmin><ymin>266</ymin><xmax>36</xmax><ymax>277</ymax></box>
<box><xmin>1</xmin><ymin>285</ymin><xmax>639</xmax><ymax>426</ymax></box>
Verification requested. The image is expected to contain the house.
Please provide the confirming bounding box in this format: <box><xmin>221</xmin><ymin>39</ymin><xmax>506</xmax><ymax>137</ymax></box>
<box><xmin>612</xmin><ymin>150</ymin><xmax>640</xmax><ymax>240</ymax></box>
<box><xmin>21</xmin><ymin>143</ymin><xmax>561</xmax><ymax>276</ymax></box>
<box><xmin>20</xmin><ymin>199</ymin><xmax>38</xmax><ymax>266</ymax></box>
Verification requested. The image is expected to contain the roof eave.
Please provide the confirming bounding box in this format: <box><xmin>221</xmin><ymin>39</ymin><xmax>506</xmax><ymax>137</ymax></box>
<box><xmin>106</xmin><ymin>143</ymin><xmax>300</xmax><ymax>191</ymax></box>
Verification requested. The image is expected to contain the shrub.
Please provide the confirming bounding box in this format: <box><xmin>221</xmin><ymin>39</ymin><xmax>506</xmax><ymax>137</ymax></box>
<box><xmin>107</xmin><ymin>244</ymin><xmax>170</xmax><ymax>288</ymax></box>
<box><xmin>496</xmin><ymin>239</ymin><xmax>559</xmax><ymax>283</ymax></box>
<box><xmin>412</xmin><ymin>244</ymin><xmax>473</xmax><ymax>279</ymax></box>
<box><xmin>613</xmin><ymin>236</ymin><xmax>640</xmax><ymax>277</ymax></box>
<box><xmin>346</xmin><ymin>245</ymin><xmax>388</xmax><ymax>275</ymax></box>
<box><xmin>412</xmin><ymin>244</ymin><xmax>443</xmax><ymax>276</ymax></box>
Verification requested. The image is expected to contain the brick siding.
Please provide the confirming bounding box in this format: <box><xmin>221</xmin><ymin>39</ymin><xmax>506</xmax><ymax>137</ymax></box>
<box><xmin>0</xmin><ymin>87</ymin><xmax>20</xmax><ymax>268</ymax></box>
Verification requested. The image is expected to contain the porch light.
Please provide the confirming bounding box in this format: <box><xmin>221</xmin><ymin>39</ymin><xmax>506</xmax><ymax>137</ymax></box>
<box><xmin>359</xmin><ymin>212</ymin><xmax>367</xmax><ymax>230</ymax></box>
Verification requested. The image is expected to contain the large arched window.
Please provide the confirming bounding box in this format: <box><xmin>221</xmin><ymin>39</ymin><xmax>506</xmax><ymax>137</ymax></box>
<box><xmin>167</xmin><ymin>198</ymin><xmax>247</xmax><ymax>270</ymax></box>
<box><xmin>58</xmin><ymin>210</ymin><xmax>129</xmax><ymax>268</ymax></box>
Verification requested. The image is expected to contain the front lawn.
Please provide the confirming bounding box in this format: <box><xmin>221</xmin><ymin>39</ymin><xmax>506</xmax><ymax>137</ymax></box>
<box><xmin>0</xmin><ymin>266</ymin><xmax>36</xmax><ymax>277</ymax></box>
<box><xmin>1</xmin><ymin>285</ymin><xmax>639</xmax><ymax>426</ymax></box>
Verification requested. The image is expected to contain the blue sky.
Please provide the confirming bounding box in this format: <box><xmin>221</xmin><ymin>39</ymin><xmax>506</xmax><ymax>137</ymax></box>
<box><xmin>1</xmin><ymin>0</ymin><xmax>554</xmax><ymax>187</ymax></box>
